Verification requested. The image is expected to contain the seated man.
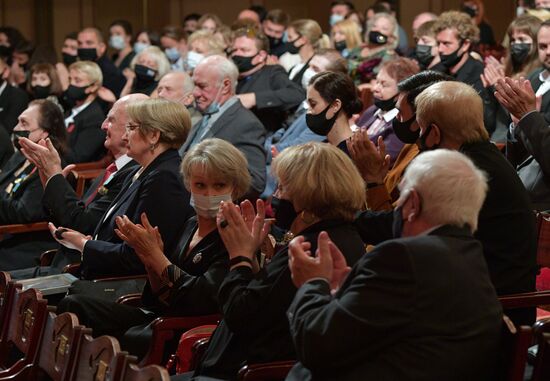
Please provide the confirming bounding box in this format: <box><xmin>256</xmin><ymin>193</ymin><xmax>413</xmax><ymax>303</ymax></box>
<box><xmin>180</xmin><ymin>55</ymin><xmax>266</xmax><ymax>197</ymax></box>
<box><xmin>156</xmin><ymin>71</ymin><xmax>202</xmax><ymax>126</ymax></box>
<box><xmin>11</xmin><ymin>94</ymin><xmax>147</xmax><ymax>279</ymax></box>
<box><xmin>0</xmin><ymin>51</ymin><xmax>29</xmax><ymax>134</ymax></box>
<box><xmin>355</xmin><ymin>81</ymin><xmax>538</xmax><ymax>326</ymax></box>
<box><xmin>231</xmin><ymin>28</ymin><xmax>305</xmax><ymax>133</ymax></box>
<box><xmin>63</xmin><ymin>61</ymin><xmax>107</xmax><ymax>163</ymax></box>
<box><xmin>287</xmin><ymin>149</ymin><xmax>502</xmax><ymax>381</ymax></box>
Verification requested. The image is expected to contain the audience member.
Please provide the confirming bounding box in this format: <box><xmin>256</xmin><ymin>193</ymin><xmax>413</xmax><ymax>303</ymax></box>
<box><xmin>0</xmin><ymin>99</ymin><xmax>67</xmax><ymax>270</ymax></box>
<box><xmin>462</xmin><ymin>0</ymin><xmax>496</xmax><ymax>46</ymax></box>
<box><xmin>232</xmin><ymin>28</ymin><xmax>304</xmax><ymax>132</ymax></box>
<box><xmin>366</xmin><ymin>1</ymin><xmax>410</xmax><ymax>55</ymax></box>
<box><xmin>262</xmin><ymin>9</ymin><xmax>290</xmax><ymax>57</ymax></box>
<box><xmin>160</xmin><ymin>26</ymin><xmax>187</xmax><ymax>71</ymax></box>
<box><xmin>185</xmin><ymin>30</ymin><xmax>225</xmax><ymax>72</ymax></box>
<box><xmin>77</xmin><ymin>27</ymin><xmax>126</xmax><ymax>97</ymax></box>
<box><xmin>27</xmin><ymin>63</ymin><xmax>63</xmax><ymax>102</ymax></box>
<box><xmin>331</xmin><ymin>19</ymin><xmax>362</xmax><ymax>58</ymax></box>
<box><xmin>197</xmin><ymin>14</ymin><xmax>223</xmax><ymax>34</ymax></box>
<box><xmin>356</xmin><ymin>58</ymin><xmax>420</xmax><ymax>165</ymax></box>
<box><xmin>411</xmin><ymin>12</ymin><xmax>438</xmax><ymax>35</ymax></box>
<box><xmin>109</xmin><ymin>19</ymin><xmax>136</xmax><ymax>72</ymax></box>
<box><xmin>413</xmin><ymin>20</ymin><xmax>440</xmax><ymax>69</ymax></box>
<box><xmin>187</xmin><ymin>142</ymin><xmax>366</xmax><ymax>380</ymax></box>
<box><xmin>133</xmin><ymin>29</ymin><xmax>160</xmax><ymax>54</ymax></box>
<box><xmin>286</xmin><ymin>149</ymin><xmax>502</xmax><ymax>381</ymax></box>
<box><xmin>58</xmin><ymin>138</ymin><xmax>249</xmax><ymax>358</ymax></box>
<box><xmin>63</xmin><ymin>60</ymin><xmax>106</xmax><ymax>163</ymax></box>
<box><xmin>0</xmin><ymin>125</ymin><xmax>12</xmax><ymax>168</ymax></box>
<box><xmin>183</xmin><ymin>13</ymin><xmax>201</xmax><ymax>36</ymax></box>
<box><xmin>120</xmin><ymin>46</ymin><xmax>170</xmax><ymax>97</ymax></box>
<box><xmin>0</xmin><ymin>53</ymin><xmax>29</xmax><ymax>133</ymax></box>
<box><xmin>329</xmin><ymin>0</ymin><xmax>354</xmax><ymax>26</ymax></box>
<box><xmin>156</xmin><ymin>71</ymin><xmax>202</xmax><ymax>126</ymax></box>
<box><xmin>524</xmin><ymin>20</ymin><xmax>550</xmax><ymax>123</ymax></box>
<box><xmin>180</xmin><ymin>55</ymin><xmax>266</xmax><ymax>197</ymax></box>
<box><xmin>237</xmin><ymin>8</ymin><xmax>261</xmax><ymax>27</ymax></box>
<box><xmin>284</xmin><ymin>19</ymin><xmax>326</xmax><ymax>85</ymax></box>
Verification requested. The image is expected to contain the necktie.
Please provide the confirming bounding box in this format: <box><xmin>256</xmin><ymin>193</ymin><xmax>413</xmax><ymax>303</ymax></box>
<box><xmin>188</xmin><ymin>114</ymin><xmax>211</xmax><ymax>148</ymax></box>
<box><xmin>85</xmin><ymin>163</ymin><xmax>117</xmax><ymax>206</ymax></box>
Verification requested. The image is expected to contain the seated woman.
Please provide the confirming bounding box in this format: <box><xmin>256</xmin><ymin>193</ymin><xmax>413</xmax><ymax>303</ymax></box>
<box><xmin>57</xmin><ymin>138</ymin><xmax>250</xmax><ymax>358</ymax></box>
<box><xmin>331</xmin><ymin>19</ymin><xmax>363</xmax><ymax>59</ymax></box>
<box><xmin>63</xmin><ymin>60</ymin><xmax>106</xmax><ymax>163</ymax></box>
<box><xmin>120</xmin><ymin>46</ymin><xmax>171</xmax><ymax>97</ymax></box>
<box><xmin>184</xmin><ymin>30</ymin><xmax>226</xmax><ymax>73</ymax></box>
<box><xmin>49</xmin><ymin>99</ymin><xmax>194</xmax><ymax>280</ymax></box>
<box><xmin>186</xmin><ymin>142</ymin><xmax>366</xmax><ymax>380</ymax></box>
<box><xmin>26</xmin><ymin>63</ymin><xmax>64</xmax><ymax>103</ymax></box>
<box><xmin>356</xmin><ymin>57</ymin><xmax>419</xmax><ymax>165</ymax></box>
<box><xmin>0</xmin><ymin>99</ymin><xmax>67</xmax><ymax>270</ymax></box>
<box><xmin>304</xmin><ymin>71</ymin><xmax>362</xmax><ymax>154</ymax></box>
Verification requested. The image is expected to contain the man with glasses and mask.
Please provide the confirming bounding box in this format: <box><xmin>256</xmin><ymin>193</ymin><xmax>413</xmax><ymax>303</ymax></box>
<box><xmin>179</xmin><ymin>55</ymin><xmax>266</xmax><ymax>197</ymax></box>
<box><xmin>232</xmin><ymin>28</ymin><xmax>304</xmax><ymax>133</ymax></box>
<box><xmin>156</xmin><ymin>71</ymin><xmax>202</xmax><ymax>126</ymax></box>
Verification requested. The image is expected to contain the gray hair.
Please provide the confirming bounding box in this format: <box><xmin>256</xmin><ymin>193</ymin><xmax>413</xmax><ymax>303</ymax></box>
<box><xmin>399</xmin><ymin>149</ymin><xmax>488</xmax><ymax>232</ymax></box>
<box><xmin>199</xmin><ymin>55</ymin><xmax>239</xmax><ymax>92</ymax></box>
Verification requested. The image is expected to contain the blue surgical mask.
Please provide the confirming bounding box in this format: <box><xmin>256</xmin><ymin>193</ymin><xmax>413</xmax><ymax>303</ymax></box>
<box><xmin>109</xmin><ymin>35</ymin><xmax>126</xmax><ymax>50</ymax></box>
<box><xmin>186</xmin><ymin>51</ymin><xmax>205</xmax><ymax>71</ymax></box>
<box><xmin>330</xmin><ymin>14</ymin><xmax>345</xmax><ymax>26</ymax></box>
<box><xmin>133</xmin><ymin>42</ymin><xmax>150</xmax><ymax>54</ymax></box>
<box><xmin>199</xmin><ymin>82</ymin><xmax>224</xmax><ymax>115</ymax></box>
<box><xmin>165</xmin><ymin>47</ymin><xmax>181</xmax><ymax>62</ymax></box>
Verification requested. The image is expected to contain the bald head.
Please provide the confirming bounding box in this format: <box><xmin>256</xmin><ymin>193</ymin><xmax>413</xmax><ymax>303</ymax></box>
<box><xmin>193</xmin><ymin>55</ymin><xmax>238</xmax><ymax>112</ymax></box>
<box><xmin>102</xmin><ymin>93</ymin><xmax>150</xmax><ymax>157</ymax></box>
<box><xmin>157</xmin><ymin>71</ymin><xmax>194</xmax><ymax>106</ymax></box>
<box><xmin>238</xmin><ymin>9</ymin><xmax>261</xmax><ymax>25</ymax></box>
<box><xmin>412</xmin><ymin>12</ymin><xmax>438</xmax><ymax>34</ymax></box>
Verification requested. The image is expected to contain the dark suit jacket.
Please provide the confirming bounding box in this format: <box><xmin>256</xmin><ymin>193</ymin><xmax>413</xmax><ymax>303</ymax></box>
<box><xmin>81</xmin><ymin>149</ymin><xmax>194</xmax><ymax>279</ymax></box>
<box><xmin>181</xmin><ymin>99</ymin><xmax>267</xmax><ymax>196</ymax></box>
<box><xmin>66</xmin><ymin>100</ymin><xmax>106</xmax><ymax>164</ymax></box>
<box><xmin>529</xmin><ymin>68</ymin><xmax>550</xmax><ymax>124</ymax></box>
<box><xmin>194</xmin><ymin>220</ymin><xmax>365</xmax><ymax>380</ymax></box>
<box><xmin>97</xmin><ymin>55</ymin><xmax>126</xmax><ymax>98</ymax></box>
<box><xmin>236</xmin><ymin>65</ymin><xmax>305</xmax><ymax>132</ymax></box>
<box><xmin>0</xmin><ymin>126</ymin><xmax>13</xmax><ymax>168</ymax></box>
<box><xmin>0</xmin><ymin>84</ymin><xmax>29</xmax><ymax>134</ymax></box>
<box><xmin>513</xmin><ymin>111</ymin><xmax>550</xmax><ymax>211</ymax></box>
<box><xmin>0</xmin><ymin>152</ymin><xmax>56</xmax><ymax>270</ymax></box>
<box><xmin>42</xmin><ymin>159</ymin><xmax>138</xmax><ymax>235</ymax></box>
<box><xmin>286</xmin><ymin>225</ymin><xmax>502</xmax><ymax>381</ymax></box>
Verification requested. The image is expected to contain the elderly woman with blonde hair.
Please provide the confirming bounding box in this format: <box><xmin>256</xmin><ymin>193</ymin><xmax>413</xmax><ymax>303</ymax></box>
<box><xmin>186</xmin><ymin>142</ymin><xmax>367</xmax><ymax>380</ymax></box>
<box><xmin>120</xmin><ymin>46</ymin><xmax>171</xmax><ymax>97</ymax></box>
<box><xmin>55</xmin><ymin>138</ymin><xmax>251</xmax><ymax>359</ymax></box>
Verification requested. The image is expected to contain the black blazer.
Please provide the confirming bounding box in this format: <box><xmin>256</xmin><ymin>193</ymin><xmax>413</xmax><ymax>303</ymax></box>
<box><xmin>286</xmin><ymin>225</ymin><xmax>503</xmax><ymax>381</ymax></box>
<box><xmin>0</xmin><ymin>84</ymin><xmax>29</xmax><ymax>134</ymax></box>
<box><xmin>141</xmin><ymin>216</ymin><xmax>229</xmax><ymax>316</ymax></box>
<box><xmin>66</xmin><ymin>100</ymin><xmax>106</xmax><ymax>164</ymax></box>
<box><xmin>42</xmin><ymin>159</ymin><xmax>138</xmax><ymax>235</ymax></box>
<box><xmin>97</xmin><ymin>55</ymin><xmax>126</xmax><ymax>98</ymax></box>
<box><xmin>0</xmin><ymin>125</ymin><xmax>13</xmax><ymax>168</ymax></box>
<box><xmin>81</xmin><ymin>149</ymin><xmax>194</xmax><ymax>279</ymax></box>
<box><xmin>194</xmin><ymin>220</ymin><xmax>365</xmax><ymax>380</ymax></box>
<box><xmin>0</xmin><ymin>152</ymin><xmax>56</xmax><ymax>270</ymax></box>
<box><xmin>181</xmin><ymin>99</ymin><xmax>267</xmax><ymax>196</ymax></box>
<box><xmin>529</xmin><ymin>68</ymin><xmax>550</xmax><ymax>124</ymax></box>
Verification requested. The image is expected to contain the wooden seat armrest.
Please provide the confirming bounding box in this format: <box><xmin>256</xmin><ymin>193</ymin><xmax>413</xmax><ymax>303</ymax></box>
<box><xmin>238</xmin><ymin>360</ymin><xmax>296</xmax><ymax>381</ymax></box>
<box><xmin>0</xmin><ymin>221</ymin><xmax>49</xmax><ymax>235</ymax></box>
<box><xmin>62</xmin><ymin>263</ymin><xmax>81</xmax><ymax>277</ymax></box>
<box><xmin>92</xmin><ymin>274</ymin><xmax>148</xmax><ymax>282</ymax></box>
<box><xmin>116</xmin><ymin>293</ymin><xmax>143</xmax><ymax>306</ymax></box>
<box><xmin>499</xmin><ymin>291</ymin><xmax>550</xmax><ymax>310</ymax></box>
<box><xmin>39</xmin><ymin>249</ymin><xmax>58</xmax><ymax>267</ymax></box>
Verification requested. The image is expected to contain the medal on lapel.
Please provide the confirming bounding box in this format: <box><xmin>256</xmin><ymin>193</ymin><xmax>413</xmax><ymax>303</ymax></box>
<box><xmin>192</xmin><ymin>252</ymin><xmax>203</xmax><ymax>264</ymax></box>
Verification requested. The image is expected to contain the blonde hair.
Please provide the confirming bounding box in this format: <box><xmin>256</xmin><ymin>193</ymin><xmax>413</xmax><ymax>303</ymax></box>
<box><xmin>272</xmin><ymin>142</ymin><xmax>365</xmax><ymax>221</ymax></box>
<box><xmin>289</xmin><ymin>19</ymin><xmax>324</xmax><ymax>48</ymax></box>
<box><xmin>332</xmin><ymin>19</ymin><xmax>362</xmax><ymax>50</ymax></box>
<box><xmin>69</xmin><ymin>61</ymin><xmax>103</xmax><ymax>87</ymax></box>
<box><xmin>416</xmin><ymin>81</ymin><xmax>489</xmax><ymax>144</ymax></box>
<box><xmin>181</xmin><ymin>138</ymin><xmax>251</xmax><ymax>200</ymax></box>
<box><xmin>127</xmin><ymin>98</ymin><xmax>191</xmax><ymax>149</ymax></box>
<box><xmin>188</xmin><ymin>30</ymin><xmax>226</xmax><ymax>55</ymax></box>
<box><xmin>433</xmin><ymin>11</ymin><xmax>480</xmax><ymax>44</ymax></box>
<box><xmin>130</xmin><ymin>46</ymin><xmax>171</xmax><ymax>81</ymax></box>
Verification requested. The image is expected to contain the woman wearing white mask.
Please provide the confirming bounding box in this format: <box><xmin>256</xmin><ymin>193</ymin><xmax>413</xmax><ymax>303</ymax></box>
<box><xmin>133</xmin><ymin>29</ymin><xmax>161</xmax><ymax>55</ymax></box>
<box><xmin>109</xmin><ymin>20</ymin><xmax>136</xmax><ymax>72</ymax></box>
<box><xmin>185</xmin><ymin>30</ymin><xmax>226</xmax><ymax>73</ymax></box>
<box><xmin>56</xmin><ymin>138</ymin><xmax>250</xmax><ymax>359</ymax></box>
<box><xmin>120</xmin><ymin>46</ymin><xmax>171</xmax><ymax>97</ymax></box>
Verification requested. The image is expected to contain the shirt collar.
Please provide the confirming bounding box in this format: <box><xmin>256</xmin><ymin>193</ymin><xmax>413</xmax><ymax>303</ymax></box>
<box><xmin>70</xmin><ymin>101</ymin><xmax>92</xmax><ymax>116</ymax></box>
<box><xmin>375</xmin><ymin>107</ymin><xmax>399</xmax><ymax>122</ymax></box>
<box><xmin>114</xmin><ymin>154</ymin><xmax>132</xmax><ymax>170</ymax></box>
<box><xmin>539</xmin><ymin>69</ymin><xmax>550</xmax><ymax>83</ymax></box>
<box><xmin>0</xmin><ymin>81</ymin><xmax>7</xmax><ymax>97</ymax></box>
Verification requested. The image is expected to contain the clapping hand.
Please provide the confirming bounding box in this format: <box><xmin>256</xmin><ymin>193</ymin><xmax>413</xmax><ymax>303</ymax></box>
<box><xmin>348</xmin><ymin>130</ymin><xmax>390</xmax><ymax>184</ymax></box>
<box><xmin>494</xmin><ymin>77</ymin><xmax>538</xmax><ymax>124</ymax></box>
<box><xmin>19</xmin><ymin>138</ymin><xmax>75</xmax><ymax>185</ymax></box>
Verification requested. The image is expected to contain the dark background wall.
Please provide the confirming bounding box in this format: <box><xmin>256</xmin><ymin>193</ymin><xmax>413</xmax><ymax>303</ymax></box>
<box><xmin>0</xmin><ymin>0</ymin><xmax>516</xmax><ymax>57</ymax></box>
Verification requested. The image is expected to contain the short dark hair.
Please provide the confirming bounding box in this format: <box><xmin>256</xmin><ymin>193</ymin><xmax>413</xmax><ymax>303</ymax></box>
<box><xmin>310</xmin><ymin>71</ymin><xmax>362</xmax><ymax>117</ymax></box>
<box><xmin>109</xmin><ymin>19</ymin><xmax>133</xmax><ymax>36</ymax></box>
<box><xmin>135</xmin><ymin>29</ymin><xmax>160</xmax><ymax>46</ymax></box>
<box><xmin>265</xmin><ymin>9</ymin><xmax>290</xmax><ymax>27</ymax></box>
<box><xmin>65</xmin><ymin>32</ymin><xmax>78</xmax><ymax>41</ymax></box>
<box><xmin>183</xmin><ymin>13</ymin><xmax>201</xmax><ymax>23</ymax></box>
<box><xmin>397</xmin><ymin>70</ymin><xmax>454</xmax><ymax>109</ymax></box>
<box><xmin>30</xmin><ymin>99</ymin><xmax>68</xmax><ymax>157</ymax></box>
<box><xmin>233</xmin><ymin>27</ymin><xmax>269</xmax><ymax>53</ymax></box>
<box><xmin>249</xmin><ymin>5</ymin><xmax>268</xmax><ymax>22</ymax></box>
<box><xmin>0</xmin><ymin>26</ymin><xmax>25</xmax><ymax>48</ymax></box>
<box><xmin>161</xmin><ymin>26</ymin><xmax>186</xmax><ymax>42</ymax></box>
<box><xmin>330</xmin><ymin>1</ymin><xmax>355</xmax><ymax>11</ymax></box>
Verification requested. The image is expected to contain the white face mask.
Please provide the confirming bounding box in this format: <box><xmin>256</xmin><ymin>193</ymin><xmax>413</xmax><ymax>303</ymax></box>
<box><xmin>301</xmin><ymin>67</ymin><xmax>317</xmax><ymax>90</ymax></box>
<box><xmin>190</xmin><ymin>192</ymin><xmax>232</xmax><ymax>218</ymax></box>
<box><xmin>186</xmin><ymin>51</ymin><xmax>205</xmax><ymax>71</ymax></box>
<box><xmin>109</xmin><ymin>35</ymin><xmax>126</xmax><ymax>50</ymax></box>
<box><xmin>134</xmin><ymin>42</ymin><xmax>150</xmax><ymax>54</ymax></box>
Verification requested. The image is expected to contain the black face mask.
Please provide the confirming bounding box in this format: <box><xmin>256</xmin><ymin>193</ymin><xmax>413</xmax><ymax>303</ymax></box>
<box><xmin>12</xmin><ymin>130</ymin><xmax>30</xmax><ymax>151</ymax></box>
<box><xmin>64</xmin><ymin>84</ymin><xmax>90</xmax><ymax>107</ymax></box>
<box><xmin>369</xmin><ymin>31</ymin><xmax>388</xmax><ymax>45</ymax></box>
<box><xmin>232</xmin><ymin>54</ymin><xmax>258</xmax><ymax>73</ymax></box>
<box><xmin>374</xmin><ymin>96</ymin><xmax>397</xmax><ymax>112</ymax></box>
<box><xmin>0</xmin><ymin>45</ymin><xmax>12</xmax><ymax>59</ymax></box>
<box><xmin>439</xmin><ymin>42</ymin><xmax>465</xmax><ymax>69</ymax></box>
<box><xmin>267</xmin><ymin>35</ymin><xmax>283</xmax><ymax>50</ymax></box>
<box><xmin>334</xmin><ymin>40</ymin><xmax>347</xmax><ymax>52</ymax></box>
<box><xmin>31</xmin><ymin>85</ymin><xmax>51</xmax><ymax>99</ymax></box>
<box><xmin>306</xmin><ymin>103</ymin><xmax>339</xmax><ymax>136</ymax></box>
<box><xmin>415</xmin><ymin>44</ymin><xmax>434</xmax><ymax>68</ymax></box>
<box><xmin>134</xmin><ymin>64</ymin><xmax>157</xmax><ymax>88</ymax></box>
<box><xmin>417</xmin><ymin>124</ymin><xmax>439</xmax><ymax>152</ymax></box>
<box><xmin>62</xmin><ymin>52</ymin><xmax>78</xmax><ymax>66</ymax></box>
<box><xmin>392</xmin><ymin>205</ymin><xmax>404</xmax><ymax>238</ymax></box>
<box><xmin>271</xmin><ymin>196</ymin><xmax>297</xmax><ymax>231</ymax></box>
<box><xmin>462</xmin><ymin>5</ymin><xmax>477</xmax><ymax>18</ymax></box>
<box><xmin>392</xmin><ymin>114</ymin><xmax>420</xmax><ymax>144</ymax></box>
<box><xmin>77</xmin><ymin>48</ymin><xmax>98</xmax><ymax>62</ymax></box>
<box><xmin>284</xmin><ymin>37</ymin><xmax>302</xmax><ymax>55</ymax></box>
<box><xmin>510</xmin><ymin>43</ymin><xmax>531</xmax><ymax>67</ymax></box>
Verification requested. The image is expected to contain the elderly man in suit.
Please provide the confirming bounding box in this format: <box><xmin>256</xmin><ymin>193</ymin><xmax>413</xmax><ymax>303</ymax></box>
<box><xmin>287</xmin><ymin>149</ymin><xmax>503</xmax><ymax>381</ymax></box>
<box><xmin>179</xmin><ymin>55</ymin><xmax>266</xmax><ymax>197</ymax></box>
<box><xmin>11</xmin><ymin>94</ymin><xmax>148</xmax><ymax>279</ymax></box>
